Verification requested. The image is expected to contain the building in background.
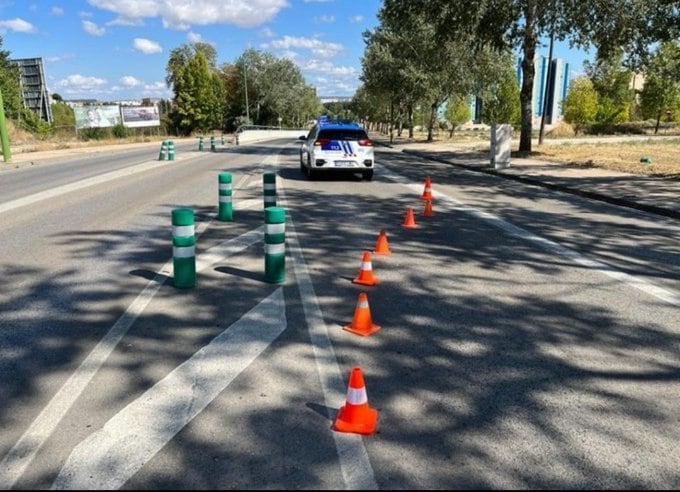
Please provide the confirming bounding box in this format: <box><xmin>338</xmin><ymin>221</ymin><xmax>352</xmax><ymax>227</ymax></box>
<box><xmin>521</xmin><ymin>55</ymin><xmax>571</xmax><ymax>126</ymax></box>
<box><xmin>11</xmin><ymin>57</ymin><xmax>53</xmax><ymax>124</ymax></box>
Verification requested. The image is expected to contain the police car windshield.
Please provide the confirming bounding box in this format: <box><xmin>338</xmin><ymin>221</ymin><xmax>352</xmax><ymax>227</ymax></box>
<box><xmin>318</xmin><ymin>129</ymin><xmax>368</xmax><ymax>140</ymax></box>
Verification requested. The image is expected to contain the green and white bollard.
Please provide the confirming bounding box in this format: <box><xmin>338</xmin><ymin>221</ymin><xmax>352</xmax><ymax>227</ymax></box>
<box><xmin>264</xmin><ymin>206</ymin><xmax>285</xmax><ymax>284</ymax></box>
<box><xmin>263</xmin><ymin>172</ymin><xmax>276</xmax><ymax>208</ymax></box>
<box><xmin>167</xmin><ymin>140</ymin><xmax>175</xmax><ymax>161</ymax></box>
<box><xmin>221</xmin><ymin>134</ymin><xmax>225</xmax><ymax>145</ymax></box>
<box><xmin>218</xmin><ymin>172</ymin><xmax>233</xmax><ymax>221</ymax></box>
<box><xmin>172</xmin><ymin>208</ymin><xmax>196</xmax><ymax>289</ymax></box>
<box><xmin>158</xmin><ymin>140</ymin><xmax>168</xmax><ymax>161</ymax></box>
<box><xmin>198</xmin><ymin>136</ymin><xmax>204</xmax><ymax>151</ymax></box>
<box><xmin>210</xmin><ymin>136</ymin><xmax>216</xmax><ymax>152</ymax></box>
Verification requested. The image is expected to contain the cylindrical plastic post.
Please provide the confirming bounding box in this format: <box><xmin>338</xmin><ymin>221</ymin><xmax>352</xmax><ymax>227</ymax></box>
<box><xmin>210</xmin><ymin>136</ymin><xmax>216</xmax><ymax>152</ymax></box>
<box><xmin>218</xmin><ymin>172</ymin><xmax>233</xmax><ymax>221</ymax></box>
<box><xmin>263</xmin><ymin>172</ymin><xmax>276</xmax><ymax>208</ymax></box>
<box><xmin>158</xmin><ymin>140</ymin><xmax>168</xmax><ymax>161</ymax></box>
<box><xmin>221</xmin><ymin>134</ymin><xmax>225</xmax><ymax>145</ymax></box>
<box><xmin>198</xmin><ymin>136</ymin><xmax>204</xmax><ymax>151</ymax></box>
<box><xmin>264</xmin><ymin>206</ymin><xmax>285</xmax><ymax>284</ymax></box>
<box><xmin>172</xmin><ymin>208</ymin><xmax>196</xmax><ymax>288</ymax></box>
<box><xmin>167</xmin><ymin>140</ymin><xmax>175</xmax><ymax>161</ymax></box>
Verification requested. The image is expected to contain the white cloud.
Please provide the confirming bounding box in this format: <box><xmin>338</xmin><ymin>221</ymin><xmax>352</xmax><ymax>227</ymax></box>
<box><xmin>133</xmin><ymin>38</ymin><xmax>162</xmax><ymax>54</ymax></box>
<box><xmin>87</xmin><ymin>0</ymin><xmax>288</xmax><ymax>29</ymax></box>
<box><xmin>267</xmin><ymin>35</ymin><xmax>343</xmax><ymax>57</ymax></box>
<box><xmin>186</xmin><ymin>31</ymin><xmax>203</xmax><ymax>42</ymax></box>
<box><xmin>50</xmin><ymin>7</ymin><xmax>64</xmax><ymax>16</ymax></box>
<box><xmin>45</xmin><ymin>53</ymin><xmax>75</xmax><ymax>63</ymax></box>
<box><xmin>55</xmin><ymin>74</ymin><xmax>107</xmax><ymax>91</ymax></box>
<box><xmin>302</xmin><ymin>59</ymin><xmax>356</xmax><ymax>76</ymax></box>
<box><xmin>259</xmin><ymin>27</ymin><xmax>275</xmax><ymax>38</ymax></box>
<box><xmin>0</xmin><ymin>18</ymin><xmax>37</xmax><ymax>33</ymax></box>
<box><xmin>120</xmin><ymin>76</ymin><xmax>141</xmax><ymax>87</ymax></box>
<box><xmin>82</xmin><ymin>20</ymin><xmax>105</xmax><ymax>36</ymax></box>
<box><xmin>106</xmin><ymin>17</ymin><xmax>144</xmax><ymax>26</ymax></box>
<box><xmin>349</xmin><ymin>15</ymin><xmax>364</xmax><ymax>23</ymax></box>
<box><xmin>314</xmin><ymin>15</ymin><xmax>335</xmax><ymax>23</ymax></box>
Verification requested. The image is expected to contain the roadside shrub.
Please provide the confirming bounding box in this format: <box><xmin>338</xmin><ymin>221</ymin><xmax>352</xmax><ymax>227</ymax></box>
<box><xmin>78</xmin><ymin>127</ymin><xmax>107</xmax><ymax>141</ymax></box>
<box><xmin>112</xmin><ymin>124</ymin><xmax>130</xmax><ymax>139</ymax></box>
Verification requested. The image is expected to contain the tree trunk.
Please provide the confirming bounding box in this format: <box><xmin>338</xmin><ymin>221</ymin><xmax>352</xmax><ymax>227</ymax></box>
<box><xmin>655</xmin><ymin>109</ymin><xmax>662</xmax><ymax>135</ymax></box>
<box><xmin>519</xmin><ymin>6</ymin><xmax>537</xmax><ymax>153</ymax></box>
<box><xmin>389</xmin><ymin>99</ymin><xmax>394</xmax><ymax>144</ymax></box>
<box><xmin>427</xmin><ymin>102</ymin><xmax>438</xmax><ymax>142</ymax></box>
<box><xmin>408</xmin><ymin>104</ymin><xmax>414</xmax><ymax>139</ymax></box>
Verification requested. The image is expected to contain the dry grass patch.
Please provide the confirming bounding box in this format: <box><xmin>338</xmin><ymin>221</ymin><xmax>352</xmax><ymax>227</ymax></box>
<box><xmin>529</xmin><ymin>139</ymin><xmax>680</xmax><ymax>177</ymax></box>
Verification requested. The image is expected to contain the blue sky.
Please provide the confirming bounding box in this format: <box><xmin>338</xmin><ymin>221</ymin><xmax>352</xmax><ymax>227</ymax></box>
<box><xmin>0</xmin><ymin>0</ymin><xmax>592</xmax><ymax>102</ymax></box>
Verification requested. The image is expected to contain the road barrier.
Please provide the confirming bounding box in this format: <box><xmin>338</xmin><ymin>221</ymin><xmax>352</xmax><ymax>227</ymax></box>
<box><xmin>218</xmin><ymin>172</ymin><xmax>233</xmax><ymax>221</ymax></box>
<box><xmin>210</xmin><ymin>136</ymin><xmax>216</xmax><ymax>152</ymax></box>
<box><xmin>198</xmin><ymin>136</ymin><xmax>204</xmax><ymax>151</ymax></box>
<box><xmin>264</xmin><ymin>206</ymin><xmax>285</xmax><ymax>284</ymax></box>
<box><xmin>158</xmin><ymin>140</ymin><xmax>168</xmax><ymax>161</ymax></box>
<box><xmin>167</xmin><ymin>140</ymin><xmax>175</xmax><ymax>161</ymax></box>
<box><xmin>172</xmin><ymin>208</ymin><xmax>196</xmax><ymax>288</ymax></box>
<box><xmin>263</xmin><ymin>172</ymin><xmax>276</xmax><ymax>208</ymax></box>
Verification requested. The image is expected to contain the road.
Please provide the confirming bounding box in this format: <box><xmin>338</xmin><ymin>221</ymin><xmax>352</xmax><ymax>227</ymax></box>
<box><xmin>0</xmin><ymin>139</ymin><xmax>679</xmax><ymax>489</ymax></box>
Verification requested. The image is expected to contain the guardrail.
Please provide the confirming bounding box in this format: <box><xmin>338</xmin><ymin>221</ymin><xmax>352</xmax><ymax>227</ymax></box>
<box><xmin>235</xmin><ymin>125</ymin><xmax>306</xmax><ymax>145</ymax></box>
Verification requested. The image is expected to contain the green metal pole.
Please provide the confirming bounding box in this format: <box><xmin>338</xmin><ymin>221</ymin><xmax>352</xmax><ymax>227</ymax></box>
<box><xmin>264</xmin><ymin>206</ymin><xmax>286</xmax><ymax>284</ymax></box>
<box><xmin>218</xmin><ymin>172</ymin><xmax>233</xmax><ymax>221</ymax></box>
<box><xmin>0</xmin><ymin>89</ymin><xmax>12</xmax><ymax>163</ymax></box>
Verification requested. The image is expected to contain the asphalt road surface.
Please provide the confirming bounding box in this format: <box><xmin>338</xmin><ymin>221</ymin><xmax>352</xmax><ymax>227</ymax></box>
<box><xmin>0</xmin><ymin>139</ymin><xmax>679</xmax><ymax>489</ymax></box>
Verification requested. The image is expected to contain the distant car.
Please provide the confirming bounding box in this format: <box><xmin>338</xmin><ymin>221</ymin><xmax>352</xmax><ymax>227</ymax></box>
<box><xmin>299</xmin><ymin>119</ymin><xmax>374</xmax><ymax>180</ymax></box>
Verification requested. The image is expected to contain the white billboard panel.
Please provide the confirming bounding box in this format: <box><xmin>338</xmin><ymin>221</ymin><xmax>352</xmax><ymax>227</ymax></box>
<box><xmin>74</xmin><ymin>105</ymin><xmax>122</xmax><ymax>129</ymax></box>
<box><xmin>121</xmin><ymin>106</ymin><xmax>160</xmax><ymax>127</ymax></box>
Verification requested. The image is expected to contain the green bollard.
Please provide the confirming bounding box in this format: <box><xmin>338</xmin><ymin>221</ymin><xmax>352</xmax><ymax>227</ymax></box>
<box><xmin>210</xmin><ymin>136</ymin><xmax>216</xmax><ymax>152</ymax></box>
<box><xmin>218</xmin><ymin>172</ymin><xmax>233</xmax><ymax>221</ymax></box>
<box><xmin>263</xmin><ymin>172</ymin><xmax>276</xmax><ymax>208</ymax></box>
<box><xmin>221</xmin><ymin>134</ymin><xmax>225</xmax><ymax>145</ymax></box>
<box><xmin>198</xmin><ymin>136</ymin><xmax>204</xmax><ymax>151</ymax></box>
<box><xmin>264</xmin><ymin>206</ymin><xmax>286</xmax><ymax>284</ymax></box>
<box><xmin>158</xmin><ymin>140</ymin><xmax>168</xmax><ymax>161</ymax></box>
<box><xmin>167</xmin><ymin>140</ymin><xmax>175</xmax><ymax>161</ymax></box>
<box><xmin>172</xmin><ymin>208</ymin><xmax>196</xmax><ymax>288</ymax></box>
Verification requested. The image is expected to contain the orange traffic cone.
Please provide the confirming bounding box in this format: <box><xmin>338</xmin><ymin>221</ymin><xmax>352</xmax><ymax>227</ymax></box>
<box><xmin>421</xmin><ymin>176</ymin><xmax>432</xmax><ymax>200</ymax></box>
<box><xmin>353</xmin><ymin>251</ymin><xmax>379</xmax><ymax>286</ymax></box>
<box><xmin>423</xmin><ymin>199</ymin><xmax>434</xmax><ymax>217</ymax></box>
<box><xmin>402</xmin><ymin>207</ymin><xmax>417</xmax><ymax>228</ymax></box>
<box><xmin>344</xmin><ymin>292</ymin><xmax>381</xmax><ymax>336</ymax></box>
<box><xmin>333</xmin><ymin>367</ymin><xmax>378</xmax><ymax>435</ymax></box>
<box><xmin>373</xmin><ymin>229</ymin><xmax>391</xmax><ymax>256</ymax></box>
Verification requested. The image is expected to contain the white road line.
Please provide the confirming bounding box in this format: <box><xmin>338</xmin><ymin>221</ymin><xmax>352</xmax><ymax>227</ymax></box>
<box><xmin>51</xmin><ymin>288</ymin><xmax>287</xmax><ymax>490</ymax></box>
<box><xmin>0</xmin><ymin>157</ymin><xmax>201</xmax><ymax>215</ymax></box>
<box><xmin>379</xmin><ymin>165</ymin><xmax>680</xmax><ymax>308</ymax></box>
<box><xmin>0</xmin><ymin>228</ymin><xmax>262</xmax><ymax>490</ymax></box>
<box><xmin>276</xmin><ymin>161</ymin><xmax>379</xmax><ymax>490</ymax></box>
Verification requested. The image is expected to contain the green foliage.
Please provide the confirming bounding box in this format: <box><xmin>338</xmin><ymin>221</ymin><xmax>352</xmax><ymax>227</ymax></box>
<box><xmin>19</xmin><ymin>108</ymin><xmax>53</xmax><ymax>139</ymax></box>
<box><xmin>51</xmin><ymin>102</ymin><xmax>75</xmax><ymax>127</ymax></box>
<box><xmin>112</xmin><ymin>124</ymin><xmax>130</xmax><ymax>138</ymax></box>
<box><xmin>562</xmin><ymin>77</ymin><xmax>598</xmax><ymax>134</ymax></box>
<box><xmin>444</xmin><ymin>96</ymin><xmax>471</xmax><ymax>136</ymax></box>
<box><xmin>0</xmin><ymin>36</ymin><xmax>23</xmax><ymax>119</ymax></box>
<box><xmin>639</xmin><ymin>41</ymin><xmax>680</xmax><ymax>133</ymax></box>
<box><xmin>584</xmin><ymin>52</ymin><xmax>634</xmax><ymax>127</ymax></box>
<box><xmin>78</xmin><ymin>127</ymin><xmax>107</xmax><ymax>141</ymax></box>
<box><xmin>477</xmin><ymin>52</ymin><xmax>521</xmax><ymax>126</ymax></box>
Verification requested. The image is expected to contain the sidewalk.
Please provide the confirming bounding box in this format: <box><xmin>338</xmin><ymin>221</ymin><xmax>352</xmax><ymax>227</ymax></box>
<box><xmin>373</xmin><ymin>136</ymin><xmax>680</xmax><ymax>220</ymax></box>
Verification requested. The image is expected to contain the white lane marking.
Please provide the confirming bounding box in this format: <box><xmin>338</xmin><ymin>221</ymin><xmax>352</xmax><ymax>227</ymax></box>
<box><xmin>379</xmin><ymin>165</ymin><xmax>680</xmax><ymax>308</ymax></box>
<box><xmin>0</xmin><ymin>227</ymin><xmax>262</xmax><ymax>489</ymax></box>
<box><xmin>51</xmin><ymin>288</ymin><xmax>287</xmax><ymax>490</ymax></box>
<box><xmin>276</xmin><ymin>159</ymin><xmax>379</xmax><ymax>490</ymax></box>
<box><xmin>0</xmin><ymin>156</ymin><xmax>203</xmax><ymax>216</ymax></box>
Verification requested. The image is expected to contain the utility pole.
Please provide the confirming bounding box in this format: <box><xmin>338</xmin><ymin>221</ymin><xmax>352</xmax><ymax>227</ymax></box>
<box><xmin>244</xmin><ymin>64</ymin><xmax>250</xmax><ymax>123</ymax></box>
<box><xmin>539</xmin><ymin>5</ymin><xmax>555</xmax><ymax>145</ymax></box>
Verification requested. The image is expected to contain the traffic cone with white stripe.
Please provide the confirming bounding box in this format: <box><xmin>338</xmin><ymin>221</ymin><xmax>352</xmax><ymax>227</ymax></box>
<box><xmin>344</xmin><ymin>292</ymin><xmax>380</xmax><ymax>336</ymax></box>
<box><xmin>353</xmin><ymin>251</ymin><xmax>379</xmax><ymax>286</ymax></box>
<box><xmin>421</xmin><ymin>176</ymin><xmax>432</xmax><ymax>200</ymax></box>
<box><xmin>333</xmin><ymin>367</ymin><xmax>378</xmax><ymax>435</ymax></box>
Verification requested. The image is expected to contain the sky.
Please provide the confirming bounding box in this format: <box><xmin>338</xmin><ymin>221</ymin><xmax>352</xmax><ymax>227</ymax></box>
<box><xmin>0</xmin><ymin>0</ymin><xmax>593</xmax><ymax>102</ymax></box>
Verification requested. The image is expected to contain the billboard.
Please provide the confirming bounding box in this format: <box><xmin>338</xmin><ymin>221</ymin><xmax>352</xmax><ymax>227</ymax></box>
<box><xmin>121</xmin><ymin>105</ymin><xmax>160</xmax><ymax>128</ymax></box>
<box><xmin>74</xmin><ymin>105</ymin><xmax>122</xmax><ymax>129</ymax></box>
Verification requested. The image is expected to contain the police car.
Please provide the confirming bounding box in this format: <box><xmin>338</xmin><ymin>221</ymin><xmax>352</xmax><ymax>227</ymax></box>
<box><xmin>299</xmin><ymin>117</ymin><xmax>375</xmax><ymax>180</ymax></box>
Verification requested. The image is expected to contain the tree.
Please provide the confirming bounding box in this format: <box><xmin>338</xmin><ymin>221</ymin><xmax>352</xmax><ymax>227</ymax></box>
<box><xmin>444</xmin><ymin>96</ymin><xmax>471</xmax><ymax>137</ymax></box>
<box><xmin>584</xmin><ymin>52</ymin><xmax>634</xmax><ymax>128</ymax></box>
<box><xmin>0</xmin><ymin>35</ymin><xmax>23</xmax><ymax>119</ymax></box>
<box><xmin>52</xmin><ymin>93</ymin><xmax>63</xmax><ymax>102</ymax></box>
<box><xmin>639</xmin><ymin>41</ymin><xmax>680</xmax><ymax>134</ymax></box>
<box><xmin>562</xmin><ymin>77</ymin><xmax>598</xmax><ymax>135</ymax></box>
<box><xmin>477</xmin><ymin>51</ymin><xmax>521</xmax><ymax>126</ymax></box>
<box><xmin>382</xmin><ymin>0</ymin><xmax>679</xmax><ymax>151</ymax></box>
<box><xmin>166</xmin><ymin>42</ymin><xmax>217</xmax><ymax>97</ymax></box>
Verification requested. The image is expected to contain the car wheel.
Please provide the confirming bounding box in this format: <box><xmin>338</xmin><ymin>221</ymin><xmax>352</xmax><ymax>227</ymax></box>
<box><xmin>362</xmin><ymin>169</ymin><xmax>374</xmax><ymax>181</ymax></box>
